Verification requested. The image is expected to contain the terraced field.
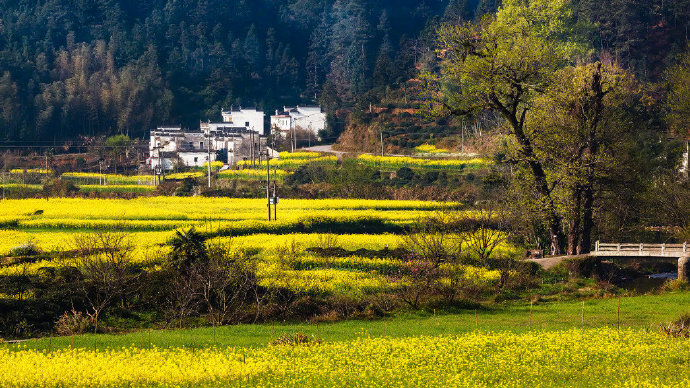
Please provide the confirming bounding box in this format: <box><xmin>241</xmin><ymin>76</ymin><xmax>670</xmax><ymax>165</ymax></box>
<box><xmin>0</xmin><ymin>197</ymin><xmax>512</xmax><ymax>295</ymax></box>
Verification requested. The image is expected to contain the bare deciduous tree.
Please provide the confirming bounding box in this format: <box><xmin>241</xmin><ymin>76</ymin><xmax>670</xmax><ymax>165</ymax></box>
<box><xmin>465</xmin><ymin>202</ymin><xmax>510</xmax><ymax>267</ymax></box>
<box><xmin>63</xmin><ymin>232</ymin><xmax>138</xmax><ymax>332</ymax></box>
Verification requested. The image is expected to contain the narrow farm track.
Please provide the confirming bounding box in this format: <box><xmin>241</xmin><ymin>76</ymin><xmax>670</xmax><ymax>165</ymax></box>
<box><xmin>527</xmin><ymin>255</ymin><xmax>591</xmax><ymax>270</ymax></box>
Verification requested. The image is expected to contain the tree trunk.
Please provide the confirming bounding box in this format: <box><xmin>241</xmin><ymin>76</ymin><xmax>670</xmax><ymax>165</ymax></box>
<box><xmin>515</xmin><ymin>126</ymin><xmax>565</xmax><ymax>255</ymax></box>
<box><xmin>492</xmin><ymin>100</ymin><xmax>566</xmax><ymax>255</ymax></box>
<box><xmin>580</xmin><ymin>185</ymin><xmax>594</xmax><ymax>254</ymax></box>
<box><xmin>579</xmin><ymin>63</ymin><xmax>605</xmax><ymax>255</ymax></box>
<box><xmin>567</xmin><ymin>186</ymin><xmax>582</xmax><ymax>255</ymax></box>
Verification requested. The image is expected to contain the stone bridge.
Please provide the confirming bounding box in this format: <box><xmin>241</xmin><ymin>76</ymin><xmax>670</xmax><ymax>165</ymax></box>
<box><xmin>528</xmin><ymin>242</ymin><xmax>690</xmax><ymax>281</ymax></box>
<box><xmin>592</xmin><ymin>242</ymin><xmax>690</xmax><ymax>281</ymax></box>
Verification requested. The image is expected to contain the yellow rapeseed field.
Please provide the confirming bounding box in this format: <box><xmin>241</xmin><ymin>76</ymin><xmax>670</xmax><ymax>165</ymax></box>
<box><xmin>0</xmin><ymin>198</ymin><xmax>512</xmax><ymax>295</ymax></box>
<box><xmin>357</xmin><ymin>154</ymin><xmax>491</xmax><ymax>170</ymax></box>
<box><xmin>414</xmin><ymin>144</ymin><xmax>450</xmax><ymax>154</ymax></box>
<box><xmin>61</xmin><ymin>173</ymin><xmax>156</xmax><ymax>185</ymax></box>
<box><xmin>1</xmin><ymin>328</ymin><xmax>688</xmax><ymax>387</ymax></box>
<box><xmin>218</xmin><ymin>169</ymin><xmax>291</xmax><ymax>180</ymax></box>
<box><xmin>9</xmin><ymin>168</ymin><xmax>51</xmax><ymax>175</ymax></box>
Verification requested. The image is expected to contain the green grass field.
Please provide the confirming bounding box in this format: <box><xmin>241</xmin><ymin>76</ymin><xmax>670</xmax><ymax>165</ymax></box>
<box><xmin>17</xmin><ymin>291</ymin><xmax>688</xmax><ymax>352</ymax></box>
<box><xmin>4</xmin><ymin>292</ymin><xmax>688</xmax><ymax>387</ymax></box>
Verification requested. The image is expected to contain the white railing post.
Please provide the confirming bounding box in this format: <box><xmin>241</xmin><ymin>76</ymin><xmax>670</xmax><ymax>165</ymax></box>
<box><xmin>617</xmin><ymin>243</ymin><xmax>621</xmax><ymax>252</ymax></box>
<box><xmin>684</xmin><ymin>242</ymin><xmax>687</xmax><ymax>253</ymax></box>
<box><xmin>662</xmin><ymin>243</ymin><xmax>666</xmax><ymax>255</ymax></box>
<box><xmin>640</xmin><ymin>243</ymin><xmax>643</xmax><ymax>254</ymax></box>
<box><xmin>595</xmin><ymin>240</ymin><xmax>600</xmax><ymax>252</ymax></box>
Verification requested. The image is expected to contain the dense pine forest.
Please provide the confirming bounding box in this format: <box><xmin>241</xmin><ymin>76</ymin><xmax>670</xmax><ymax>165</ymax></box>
<box><xmin>0</xmin><ymin>0</ymin><xmax>689</xmax><ymax>142</ymax></box>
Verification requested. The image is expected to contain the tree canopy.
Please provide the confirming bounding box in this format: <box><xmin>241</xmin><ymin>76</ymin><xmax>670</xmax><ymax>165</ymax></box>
<box><xmin>0</xmin><ymin>0</ymin><xmax>688</xmax><ymax>142</ymax></box>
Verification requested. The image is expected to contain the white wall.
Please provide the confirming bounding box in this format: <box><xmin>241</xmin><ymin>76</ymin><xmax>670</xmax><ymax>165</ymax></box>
<box><xmin>280</xmin><ymin>106</ymin><xmax>327</xmax><ymax>136</ymax></box>
<box><xmin>150</xmin><ymin>156</ymin><xmax>174</xmax><ymax>171</ymax></box>
<box><xmin>293</xmin><ymin>112</ymin><xmax>326</xmax><ymax>135</ymax></box>
<box><xmin>229</xmin><ymin>109</ymin><xmax>265</xmax><ymax>135</ymax></box>
<box><xmin>270</xmin><ymin>115</ymin><xmax>291</xmax><ymax>132</ymax></box>
<box><xmin>179</xmin><ymin>152</ymin><xmax>214</xmax><ymax>167</ymax></box>
<box><xmin>150</xmin><ymin>136</ymin><xmax>179</xmax><ymax>153</ymax></box>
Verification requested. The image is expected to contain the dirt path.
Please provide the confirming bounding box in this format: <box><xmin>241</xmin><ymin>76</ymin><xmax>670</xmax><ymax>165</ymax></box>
<box><xmin>527</xmin><ymin>255</ymin><xmax>591</xmax><ymax>270</ymax></box>
<box><xmin>301</xmin><ymin>144</ymin><xmax>348</xmax><ymax>157</ymax></box>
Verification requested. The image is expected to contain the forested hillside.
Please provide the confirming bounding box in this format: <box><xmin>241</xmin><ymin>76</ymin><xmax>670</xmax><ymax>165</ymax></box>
<box><xmin>0</xmin><ymin>0</ymin><xmax>688</xmax><ymax>142</ymax></box>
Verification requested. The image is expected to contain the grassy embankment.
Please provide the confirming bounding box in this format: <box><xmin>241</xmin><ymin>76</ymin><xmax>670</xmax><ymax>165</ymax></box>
<box><xmin>17</xmin><ymin>291</ymin><xmax>689</xmax><ymax>351</ymax></box>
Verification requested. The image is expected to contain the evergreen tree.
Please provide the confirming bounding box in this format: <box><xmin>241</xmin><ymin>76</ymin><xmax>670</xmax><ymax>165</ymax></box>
<box><xmin>443</xmin><ymin>0</ymin><xmax>474</xmax><ymax>23</ymax></box>
<box><xmin>475</xmin><ymin>0</ymin><xmax>500</xmax><ymax>19</ymax></box>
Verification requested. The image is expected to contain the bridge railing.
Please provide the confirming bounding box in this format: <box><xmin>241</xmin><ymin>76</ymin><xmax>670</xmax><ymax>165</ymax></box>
<box><xmin>595</xmin><ymin>241</ymin><xmax>688</xmax><ymax>255</ymax></box>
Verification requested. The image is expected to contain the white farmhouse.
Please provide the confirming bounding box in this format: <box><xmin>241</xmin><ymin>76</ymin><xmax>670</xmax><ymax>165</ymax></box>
<box><xmin>270</xmin><ymin>105</ymin><xmax>326</xmax><ymax>137</ymax></box>
<box><xmin>148</xmin><ymin>125</ymin><xmax>263</xmax><ymax>171</ymax></box>
<box><xmin>221</xmin><ymin>107</ymin><xmax>266</xmax><ymax>135</ymax></box>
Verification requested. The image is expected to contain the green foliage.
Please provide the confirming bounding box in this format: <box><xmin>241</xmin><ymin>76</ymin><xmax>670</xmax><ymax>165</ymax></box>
<box><xmin>9</xmin><ymin>242</ymin><xmax>40</xmax><ymax>257</ymax></box>
<box><xmin>425</xmin><ymin>0</ymin><xmax>584</xmax><ymax>255</ymax></box>
<box><xmin>428</xmin><ymin>0</ymin><xmax>582</xmax><ymax>118</ymax></box>
<box><xmin>665</xmin><ymin>46</ymin><xmax>690</xmax><ymax>138</ymax></box>
<box><xmin>42</xmin><ymin>179</ymin><xmax>79</xmax><ymax>198</ymax></box>
<box><xmin>105</xmin><ymin>135</ymin><xmax>132</xmax><ymax>151</ymax></box>
<box><xmin>0</xmin><ymin>0</ymin><xmax>458</xmax><ymax>141</ymax></box>
<box><xmin>171</xmin><ymin>227</ymin><xmax>208</xmax><ymax>269</ymax></box>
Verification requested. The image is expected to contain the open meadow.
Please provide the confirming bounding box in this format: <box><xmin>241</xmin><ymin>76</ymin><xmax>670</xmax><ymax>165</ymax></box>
<box><xmin>4</xmin><ymin>293</ymin><xmax>690</xmax><ymax>387</ymax></box>
<box><xmin>1</xmin><ymin>196</ymin><xmax>690</xmax><ymax>386</ymax></box>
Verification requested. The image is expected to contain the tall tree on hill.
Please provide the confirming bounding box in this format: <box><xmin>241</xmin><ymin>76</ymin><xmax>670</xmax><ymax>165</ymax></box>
<box><xmin>424</xmin><ymin>0</ymin><xmax>582</xmax><ymax>254</ymax></box>
<box><xmin>527</xmin><ymin>63</ymin><xmax>640</xmax><ymax>254</ymax></box>
<box><xmin>0</xmin><ymin>72</ymin><xmax>21</xmax><ymax>141</ymax></box>
<box><xmin>372</xmin><ymin>10</ymin><xmax>394</xmax><ymax>88</ymax></box>
<box><xmin>475</xmin><ymin>0</ymin><xmax>501</xmax><ymax>19</ymax></box>
<box><xmin>665</xmin><ymin>46</ymin><xmax>690</xmax><ymax>140</ymax></box>
<box><xmin>327</xmin><ymin>0</ymin><xmax>373</xmax><ymax>102</ymax></box>
<box><xmin>443</xmin><ymin>0</ymin><xmax>475</xmax><ymax>23</ymax></box>
<box><xmin>306</xmin><ymin>9</ymin><xmax>332</xmax><ymax>100</ymax></box>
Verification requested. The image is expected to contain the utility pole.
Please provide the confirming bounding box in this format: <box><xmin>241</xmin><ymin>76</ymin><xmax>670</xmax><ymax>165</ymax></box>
<box><xmin>206</xmin><ymin>129</ymin><xmax>212</xmax><ymax>188</ymax></box>
<box><xmin>291</xmin><ymin>126</ymin><xmax>296</xmax><ymax>152</ymax></box>
<box><xmin>250</xmin><ymin>131</ymin><xmax>255</xmax><ymax>167</ymax></box>
<box><xmin>159</xmin><ymin>146</ymin><xmax>165</xmax><ymax>182</ymax></box>
<box><xmin>381</xmin><ymin>130</ymin><xmax>384</xmax><ymax>157</ymax></box>
<box><xmin>152</xmin><ymin>145</ymin><xmax>164</xmax><ymax>185</ymax></box>
<box><xmin>2</xmin><ymin>172</ymin><xmax>5</xmax><ymax>200</ymax></box>
<box><xmin>273</xmin><ymin>165</ymin><xmax>277</xmax><ymax>221</ymax></box>
<box><xmin>266</xmin><ymin>150</ymin><xmax>271</xmax><ymax>221</ymax></box>
<box><xmin>683</xmin><ymin>138</ymin><xmax>690</xmax><ymax>178</ymax></box>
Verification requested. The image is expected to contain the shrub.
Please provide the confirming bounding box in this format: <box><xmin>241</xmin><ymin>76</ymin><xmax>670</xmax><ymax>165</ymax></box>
<box><xmin>173</xmin><ymin>178</ymin><xmax>195</xmax><ymax>196</ymax></box>
<box><xmin>663</xmin><ymin>279</ymin><xmax>690</xmax><ymax>292</ymax></box>
<box><xmin>55</xmin><ymin>309</ymin><xmax>94</xmax><ymax>336</ymax></box>
<box><xmin>396</xmin><ymin>167</ymin><xmax>415</xmax><ymax>181</ymax></box>
<box><xmin>661</xmin><ymin>313</ymin><xmax>690</xmax><ymax>338</ymax></box>
<box><xmin>269</xmin><ymin>332</ymin><xmax>322</xmax><ymax>346</ymax></box>
<box><xmin>10</xmin><ymin>243</ymin><xmax>40</xmax><ymax>257</ymax></box>
<box><xmin>42</xmin><ymin>178</ymin><xmax>79</xmax><ymax>197</ymax></box>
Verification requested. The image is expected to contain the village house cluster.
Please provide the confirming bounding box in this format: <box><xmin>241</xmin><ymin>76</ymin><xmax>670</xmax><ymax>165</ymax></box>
<box><xmin>148</xmin><ymin>106</ymin><xmax>326</xmax><ymax>171</ymax></box>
